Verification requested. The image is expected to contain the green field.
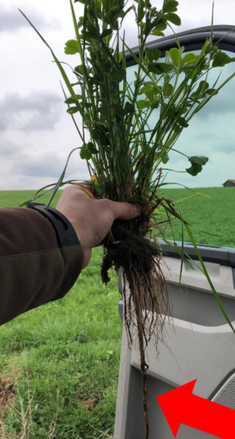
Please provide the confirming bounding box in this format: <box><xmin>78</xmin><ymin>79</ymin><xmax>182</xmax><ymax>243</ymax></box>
<box><xmin>0</xmin><ymin>187</ymin><xmax>234</xmax><ymax>438</ymax></box>
<box><xmin>161</xmin><ymin>186</ymin><xmax>235</xmax><ymax>248</ymax></box>
<box><xmin>1</xmin><ymin>186</ymin><xmax>235</xmax><ymax>247</ymax></box>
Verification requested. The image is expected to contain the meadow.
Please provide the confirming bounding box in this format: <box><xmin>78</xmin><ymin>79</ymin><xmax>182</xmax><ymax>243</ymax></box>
<box><xmin>159</xmin><ymin>186</ymin><xmax>235</xmax><ymax>248</ymax></box>
<box><xmin>0</xmin><ymin>187</ymin><xmax>234</xmax><ymax>438</ymax></box>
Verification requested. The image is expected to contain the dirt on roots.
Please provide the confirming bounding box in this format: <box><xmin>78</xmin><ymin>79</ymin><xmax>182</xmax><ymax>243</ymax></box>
<box><xmin>101</xmin><ymin>217</ymin><xmax>171</xmax><ymax>439</ymax></box>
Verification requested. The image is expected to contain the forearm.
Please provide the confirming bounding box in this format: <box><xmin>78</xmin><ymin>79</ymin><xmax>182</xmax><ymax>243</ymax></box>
<box><xmin>0</xmin><ymin>207</ymin><xmax>84</xmax><ymax>325</ymax></box>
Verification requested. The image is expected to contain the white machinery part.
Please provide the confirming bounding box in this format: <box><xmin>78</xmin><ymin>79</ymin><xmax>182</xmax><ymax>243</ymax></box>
<box><xmin>114</xmin><ymin>253</ymin><xmax>235</xmax><ymax>438</ymax></box>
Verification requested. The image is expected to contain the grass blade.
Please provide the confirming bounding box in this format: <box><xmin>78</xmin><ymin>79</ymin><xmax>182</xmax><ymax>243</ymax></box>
<box><xmin>185</xmin><ymin>223</ymin><xmax>235</xmax><ymax>332</ymax></box>
<box><xmin>47</xmin><ymin>147</ymin><xmax>80</xmax><ymax>207</ymax></box>
<box><xmin>19</xmin><ymin>9</ymin><xmax>84</xmax><ymax>142</ymax></box>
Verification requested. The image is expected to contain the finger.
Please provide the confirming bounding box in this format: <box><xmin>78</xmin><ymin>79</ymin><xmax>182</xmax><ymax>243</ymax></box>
<box><xmin>70</xmin><ymin>182</ymin><xmax>95</xmax><ymax>198</ymax></box>
<box><xmin>71</xmin><ymin>176</ymin><xmax>98</xmax><ymax>193</ymax></box>
<box><xmin>110</xmin><ymin>201</ymin><xmax>142</xmax><ymax>221</ymax></box>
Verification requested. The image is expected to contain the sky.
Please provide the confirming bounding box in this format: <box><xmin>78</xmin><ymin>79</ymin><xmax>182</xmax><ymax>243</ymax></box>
<box><xmin>1</xmin><ymin>0</ymin><xmax>235</xmax><ymax>191</ymax></box>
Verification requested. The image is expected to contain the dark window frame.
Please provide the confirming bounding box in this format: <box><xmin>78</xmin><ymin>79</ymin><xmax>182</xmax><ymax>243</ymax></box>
<box><xmin>126</xmin><ymin>25</ymin><xmax>235</xmax><ymax>67</ymax></box>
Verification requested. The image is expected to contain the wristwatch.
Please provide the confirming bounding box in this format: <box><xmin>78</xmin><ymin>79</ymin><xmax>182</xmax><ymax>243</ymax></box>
<box><xmin>27</xmin><ymin>203</ymin><xmax>80</xmax><ymax>248</ymax></box>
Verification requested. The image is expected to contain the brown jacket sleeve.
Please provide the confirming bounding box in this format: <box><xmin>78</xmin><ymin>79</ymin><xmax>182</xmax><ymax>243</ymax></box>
<box><xmin>0</xmin><ymin>207</ymin><xmax>84</xmax><ymax>325</ymax></box>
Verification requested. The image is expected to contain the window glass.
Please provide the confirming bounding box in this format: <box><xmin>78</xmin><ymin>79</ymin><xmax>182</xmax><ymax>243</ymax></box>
<box><xmin>127</xmin><ymin>50</ymin><xmax>235</xmax><ymax>247</ymax></box>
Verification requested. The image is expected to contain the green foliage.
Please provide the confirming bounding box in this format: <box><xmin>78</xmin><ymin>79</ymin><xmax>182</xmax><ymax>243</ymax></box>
<box><xmin>212</xmin><ymin>50</ymin><xmax>235</xmax><ymax>67</ymax></box>
<box><xmin>186</xmin><ymin>156</ymin><xmax>209</xmax><ymax>176</ymax></box>
<box><xmin>64</xmin><ymin>39</ymin><xmax>80</xmax><ymax>54</ymax></box>
<box><xmin>19</xmin><ymin>1</ymin><xmax>235</xmax><ymax>336</ymax></box>
<box><xmin>19</xmin><ymin>0</ymin><xmax>235</xmax><ymax>203</ymax></box>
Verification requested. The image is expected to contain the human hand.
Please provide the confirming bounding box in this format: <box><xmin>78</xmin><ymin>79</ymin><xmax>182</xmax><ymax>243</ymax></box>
<box><xmin>56</xmin><ymin>184</ymin><xmax>142</xmax><ymax>268</ymax></box>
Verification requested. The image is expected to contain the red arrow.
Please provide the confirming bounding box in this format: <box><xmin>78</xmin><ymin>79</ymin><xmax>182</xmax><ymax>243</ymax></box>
<box><xmin>157</xmin><ymin>379</ymin><xmax>235</xmax><ymax>438</ymax></box>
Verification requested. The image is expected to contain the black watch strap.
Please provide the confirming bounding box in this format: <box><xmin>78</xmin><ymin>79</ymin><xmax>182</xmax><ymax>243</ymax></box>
<box><xmin>27</xmin><ymin>203</ymin><xmax>80</xmax><ymax>248</ymax></box>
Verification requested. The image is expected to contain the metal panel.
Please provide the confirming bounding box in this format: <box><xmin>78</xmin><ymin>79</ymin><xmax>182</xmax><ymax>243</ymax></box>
<box><xmin>114</xmin><ymin>255</ymin><xmax>235</xmax><ymax>439</ymax></box>
<box><xmin>211</xmin><ymin>372</ymin><xmax>235</xmax><ymax>410</ymax></box>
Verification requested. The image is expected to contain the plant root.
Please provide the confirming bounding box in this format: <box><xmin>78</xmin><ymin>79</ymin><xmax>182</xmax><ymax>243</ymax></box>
<box><xmin>101</xmin><ymin>218</ymin><xmax>171</xmax><ymax>439</ymax></box>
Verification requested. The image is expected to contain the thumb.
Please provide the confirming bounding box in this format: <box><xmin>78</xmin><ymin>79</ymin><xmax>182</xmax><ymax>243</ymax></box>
<box><xmin>110</xmin><ymin>201</ymin><xmax>142</xmax><ymax>221</ymax></box>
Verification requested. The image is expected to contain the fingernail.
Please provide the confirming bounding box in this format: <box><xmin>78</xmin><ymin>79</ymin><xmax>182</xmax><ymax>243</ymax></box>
<box><xmin>132</xmin><ymin>204</ymin><xmax>142</xmax><ymax>215</ymax></box>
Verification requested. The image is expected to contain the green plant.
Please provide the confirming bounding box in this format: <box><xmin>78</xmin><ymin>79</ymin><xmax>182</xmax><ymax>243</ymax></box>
<box><xmin>19</xmin><ymin>1</ymin><xmax>235</xmax><ymax>437</ymax></box>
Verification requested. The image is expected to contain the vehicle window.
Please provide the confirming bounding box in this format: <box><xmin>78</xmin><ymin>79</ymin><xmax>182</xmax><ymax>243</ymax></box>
<box><xmin>126</xmin><ymin>50</ymin><xmax>235</xmax><ymax>248</ymax></box>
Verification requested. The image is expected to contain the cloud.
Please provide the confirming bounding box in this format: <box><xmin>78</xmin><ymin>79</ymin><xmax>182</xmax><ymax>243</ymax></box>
<box><xmin>193</xmin><ymin>87</ymin><xmax>235</xmax><ymax>121</ymax></box>
<box><xmin>0</xmin><ymin>139</ymin><xmax>23</xmax><ymax>156</ymax></box>
<box><xmin>212</xmin><ymin>140</ymin><xmax>235</xmax><ymax>154</ymax></box>
<box><xmin>11</xmin><ymin>149</ymin><xmax>88</xmax><ymax>180</ymax></box>
<box><xmin>0</xmin><ymin>92</ymin><xmax>63</xmax><ymax>132</ymax></box>
<box><xmin>0</xmin><ymin>139</ymin><xmax>89</xmax><ymax>190</ymax></box>
<box><xmin>191</xmin><ymin>127</ymin><xmax>235</xmax><ymax>155</ymax></box>
<box><xmin>12</xmin><ymin>151</ymin><xmax>67</xmax><ymax>178</ymax></box>
<box><xmin>0</xmin><ymin>5</ymin><xmax>61</xmax><ymax>34</ymax></box>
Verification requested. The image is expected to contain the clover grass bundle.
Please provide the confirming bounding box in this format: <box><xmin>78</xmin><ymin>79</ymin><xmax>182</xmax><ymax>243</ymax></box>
<box><xmin>20</xmin><ymin>1</ymin><xmax>235</xmax><ymax>437</ymax></box>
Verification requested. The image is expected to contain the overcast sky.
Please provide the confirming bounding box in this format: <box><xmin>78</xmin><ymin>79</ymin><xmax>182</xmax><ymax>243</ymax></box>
<box><xmin>1</xmin><ymin>0</ymin><xmax>235</xmax><ymax>191</ymax></box>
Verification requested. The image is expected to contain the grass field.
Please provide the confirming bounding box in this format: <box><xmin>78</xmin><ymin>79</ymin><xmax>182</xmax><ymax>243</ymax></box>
<box><xmin>160</xmin><ymin>186</ymin><xmax>235</xmax><ymax>247</ymax></box>
<box><xmin>0</xmin><ymin>187</ymin><xmax>234</xmax><ymax>438</ymax></box>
